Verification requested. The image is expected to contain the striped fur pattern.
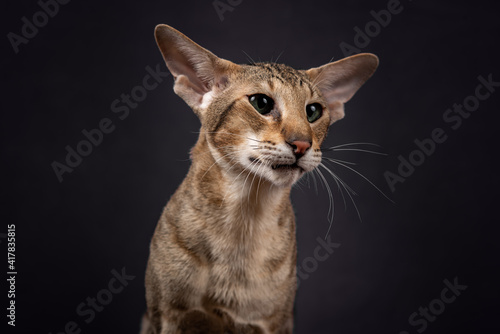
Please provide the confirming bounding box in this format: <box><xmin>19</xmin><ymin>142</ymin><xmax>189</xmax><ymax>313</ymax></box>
<box><xmin>142</xmin><ymin>24</ymin><xmax>378</xmax><ymax>334</ymax></box>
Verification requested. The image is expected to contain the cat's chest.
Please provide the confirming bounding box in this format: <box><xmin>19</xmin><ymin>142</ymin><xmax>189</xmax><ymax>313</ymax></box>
<box><xmin>202</xmin><ymin>210</ymin><xmax>295</xmax><ymax>307</ymax></box>
<box><xmin>211</xmin><ymin>211</ymin><xmax>288</xmax><ymax>265</ymax></box>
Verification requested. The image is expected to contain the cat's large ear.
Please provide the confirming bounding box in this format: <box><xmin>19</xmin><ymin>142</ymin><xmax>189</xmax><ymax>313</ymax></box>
<box><xmin>306</xmin><ymin>54</ymin><xmax>378</xmax><ymax>124</ymax></box>
<box><xmin>154</xmin><ymin>24</ymin><xmax>235</xmax><ymax>118</ymax></box>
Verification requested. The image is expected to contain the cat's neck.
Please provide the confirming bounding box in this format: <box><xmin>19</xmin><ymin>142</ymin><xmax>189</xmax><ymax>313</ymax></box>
<box><xmin>188</xmin><ymin>133</ymin><xmax>291</xmax><ymax>226</ymax></box>
<box><xmin>162</xmin><ymin>132</ymin><xmax>296</xmax><ymax>275</ymax></box>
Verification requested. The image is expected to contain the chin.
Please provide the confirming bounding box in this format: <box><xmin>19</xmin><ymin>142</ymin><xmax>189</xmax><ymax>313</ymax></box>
<box><xmin>266</xmin><ymin>167</ymin><xmax>305</xmax><ymax>188</ymax></box>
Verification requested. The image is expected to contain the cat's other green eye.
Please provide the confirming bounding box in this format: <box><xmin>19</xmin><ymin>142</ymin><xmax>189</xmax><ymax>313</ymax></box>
<box><xmin>249</xmin><ymin>94</ymin><xmax>274</xmax><ymax>115</ymax></box>
<box><xmin>306</xmin><ymin>103</ymin><xmax>323</xmax><ymax>123</ymax></box>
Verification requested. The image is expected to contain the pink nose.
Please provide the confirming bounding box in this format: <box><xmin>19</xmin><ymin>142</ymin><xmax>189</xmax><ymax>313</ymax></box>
<box><xmin>290</xmin><ymin>140</ymin><xmax>311</xmax><ymax>157</ymax></box>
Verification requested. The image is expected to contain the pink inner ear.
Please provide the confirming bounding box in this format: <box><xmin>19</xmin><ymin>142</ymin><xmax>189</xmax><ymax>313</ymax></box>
<box><xmin>155</xmin><ymin>25</ymin><xmax>241</xmax><ymax>114</ymax></box>
<box><xmin>174</xmin><ymin>62</ymin><xmax>209</xmax><ymax>95</ymax></box>
<box><xmin>306</xmin><ymin>54</ymin><xmax>378</xmax><ymax>123</ymax></box>
<box><xmin>174</xmin><ymin>75</ymin><xmax>205</xmax><ymax>102</ymax></box>
<box><xmin>323</xmin><ymin>84</ymin><xmax>354</xmax><ymax>104</ymax></box>
<box><xmin>166</xmin><ymin>50</ymin><xmax>211</xmax><ymax>96</ymax></box>
<box><xmin>327</xmin><ymin>101</ymin><xmax>345</xmax><ymax>124</ymax></box>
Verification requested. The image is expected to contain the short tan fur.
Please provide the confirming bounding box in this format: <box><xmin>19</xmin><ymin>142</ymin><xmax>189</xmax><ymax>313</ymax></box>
<box><xmin>142</xmin><ymin>24</ymin><xmax>378</xmax><ymax>334</ymax></box>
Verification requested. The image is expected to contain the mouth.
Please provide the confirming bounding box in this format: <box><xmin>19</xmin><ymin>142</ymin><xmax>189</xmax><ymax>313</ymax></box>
<box><xmin>271</xmin><ymin>163</ymin><xmax>302</xmax><ymax>171</ymax></box>
<box><xmin>249</xmin><ymin>157</ymin><xmax>303</xmax><ymax>172</ymax></box>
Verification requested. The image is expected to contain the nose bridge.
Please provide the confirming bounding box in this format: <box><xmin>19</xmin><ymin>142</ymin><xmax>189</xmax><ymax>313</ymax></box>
<box><xmin>281</xmin><ymin>107</ymin><xmax>312</xmax><ymax>143</ymax></box>
<box><xmin>278</xmin><ymin>85</ymin><xmax>313</xmax><ymax>143</ymax></box>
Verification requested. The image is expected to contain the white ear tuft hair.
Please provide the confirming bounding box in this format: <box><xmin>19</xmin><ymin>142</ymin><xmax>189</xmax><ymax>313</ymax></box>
<box><xmin>154</xmin><ymin>24</ymin><xmax>236</xmax><ymax>118</ymax></box>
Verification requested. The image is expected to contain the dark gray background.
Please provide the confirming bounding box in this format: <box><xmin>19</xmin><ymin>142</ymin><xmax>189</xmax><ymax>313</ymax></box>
<box><xmin>2</xmin><ymin>0</ymin><xmax>499</xmax><ymax>333</ymax></box>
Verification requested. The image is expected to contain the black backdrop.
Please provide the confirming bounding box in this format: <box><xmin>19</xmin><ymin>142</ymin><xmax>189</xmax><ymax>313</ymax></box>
<box><xmin>2</xmin><ymin>0</ymin><xmax>500</xmax><ymax>333</ymax></box>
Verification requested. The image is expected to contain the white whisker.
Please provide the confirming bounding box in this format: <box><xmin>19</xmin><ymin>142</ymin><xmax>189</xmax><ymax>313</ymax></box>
<box><xmin>319</xmin><ymin>163</ymin><xmax>362</xmax><ymax>222</ymax></box>
<box><xmin>327</xmin><ymin>158</ymin><xmax>394</xmax><ymax>203</ymax></box>
<box><xmin>319</xmin><ymin>163</ymin><xmax>347</xmax><ymax>210</ymax></box>
<box><xmin>201</xmin><ymin>150</ymin><xmax>238</xmax><ymax>180</ymax></box>
<box><xmin>326</xmin><ymin>142</ymin><xmax>382</xmax><ymax>149</ymax></box>
<box><xmin>314</xmin><ymin>167</ymin><xmax>334</xmax><ymax>228</ymax></box>
<box><xmin>327</xmin><ymin>148</ymin><xmax>387</xmax><ymax>156</ymax></box>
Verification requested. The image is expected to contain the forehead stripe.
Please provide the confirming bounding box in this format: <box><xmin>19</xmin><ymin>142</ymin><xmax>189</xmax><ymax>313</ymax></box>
<box><xmin>212</xmin><ymin>100</ymin><xmax>235</xmax><ymax>133</ymax></box>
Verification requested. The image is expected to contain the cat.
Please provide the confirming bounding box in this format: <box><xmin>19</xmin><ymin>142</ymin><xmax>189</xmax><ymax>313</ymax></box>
<box><xmin>142</xmin><ymin>24</ymin><xmax>378</xmax><ymax>334</ymax></box>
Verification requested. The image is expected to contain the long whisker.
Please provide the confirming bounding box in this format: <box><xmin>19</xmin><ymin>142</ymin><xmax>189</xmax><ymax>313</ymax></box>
<box><xmin>326</xmin><ymin>158</ymin><xmax>394</xmax><ymax>203</ymax></box>
<box><xmin>325</xmin><ymin>148</ymin><xmax>387</xmax><ymax>156</ymax></box>
<box><xmin>325</xmin><ymin>142</ymin><xmax>382</xmax><ymax>149</ymax></box>
<box><xmin>308</xmin><ymin>170</ymin><xmax>319</xmax><ymax>195</ymax></box>
<box><xmin>338</xmin><ymin>181</ymin><xmax>362</xmax><ymax>222</ymax></box>
<box><xmin>319</xmin><ymin>163</ymin><xmax>347</xmax><ymax>210</ymax></box>
<box><xmin>241</xmin><ymin>153</ymin><xmax>266</xmax><ymax>216</ymax></box>
<box><xmin>223</xmin><ymin>151</ymin><xmax>265</xmax><ymax>208</ymax></box>
<box><xmin>325</xmin><ymin>158</ymin><xmax>357</xmax><ymax>165</ymax></box>
<box><xmin>319</xmin><ymin>163</ymin><xmax>362</xmax><ymax>222</ymax></box>
<box><xmin>314</xmin><ymin>167</ymin><xmax>334</xmax><ymax>225</ymax></box>
<box><xmin>200</xmin><ymin>150</ymin><xmax>238</xmax><ymax>180</ymax></box>
<box><xmin>293</xmin><ymin>177</ymin><xmax>307</xmax><ymax>193</ymax></box>
<box><xmin>247</xmin><ymin>155</ymin><xmax>267</xmax><ymax>204</ymax></box>
<box><xmin>220</xmin><ymin>158</ymin><xmax>252</xmax><ymax>207</ymax></box>
<box><xmin>304</xmin><ymin>172</ymin><xmax>312</xmax><ymax>190</ymax></box>
<box><xmin>255</xmin><ymin>160</ymin><xmax>268</xmax><ymax>203</ymax></box>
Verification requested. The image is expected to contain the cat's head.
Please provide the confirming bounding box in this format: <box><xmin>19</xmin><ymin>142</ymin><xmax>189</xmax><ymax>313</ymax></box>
<box><xmin>155</xmin><ymin>25</ymin><xmax>378</xmax><ymax>188</ymax></box>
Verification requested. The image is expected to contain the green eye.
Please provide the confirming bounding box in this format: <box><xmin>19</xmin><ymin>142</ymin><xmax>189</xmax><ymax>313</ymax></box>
<box><xmin>249</xmin><ymin>94</ymin><xmax>274</xmax><ymax>115</ymax></box>
<box><xmin>306</xmin><ymin>103</ymin><xmax>322</xmax><ymax>123</ymax></box>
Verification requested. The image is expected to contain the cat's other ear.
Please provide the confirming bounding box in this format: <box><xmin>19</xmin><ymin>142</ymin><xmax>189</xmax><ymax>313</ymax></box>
<box><xmin>306</xmin><ymin>53</ymin><xmax>378</xmax><ymax>124</ymax></box>
<box><xmin>154</xmin><ymin>24</ymin><xmax>235</xmax><ymax>118</ymax></box>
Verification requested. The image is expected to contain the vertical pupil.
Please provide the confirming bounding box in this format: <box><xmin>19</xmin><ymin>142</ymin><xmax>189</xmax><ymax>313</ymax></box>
<box><xmin>259</xmin><ymin>96</ymin><xmax>267</xmax><ymax>109</ymax></box>
<box><xmin>308</xmin><ymin>105</ymin><xmax>315</xmax><ymax>117</ymax></box>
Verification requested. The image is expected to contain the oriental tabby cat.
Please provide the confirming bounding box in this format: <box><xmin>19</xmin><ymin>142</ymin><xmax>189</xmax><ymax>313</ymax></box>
<box><xmin>142</xmin><ymin>24</ymin><xmax>378</xmax><ymax>334</ymax></box>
